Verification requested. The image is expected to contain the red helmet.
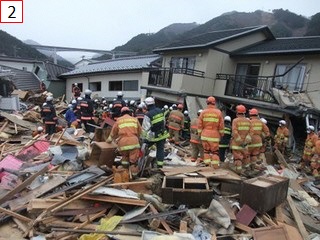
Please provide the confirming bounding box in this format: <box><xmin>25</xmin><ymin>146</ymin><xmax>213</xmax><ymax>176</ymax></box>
<box><xmin>236</xmin><ymin>104</ymin><xmax>246</xmax><ymax>114</ymax></box>
<box><xmin>206</xmin><ymin>96</ymin><xmax>215</xmax><ymax>104</ymax></box>
<box><xmin>249</xmin><ymin>108</ymin><xmax>259</xmax><ymax>116</ymax></box>
<box><xmin>177</xmin><ymin>104</ymin><xmax>184</xmax><ymax>109</ymax></box>
<box><xmin>121</xmin><ymin>106</ymin><xmax>130</xmax><ymax>113</ymax></box>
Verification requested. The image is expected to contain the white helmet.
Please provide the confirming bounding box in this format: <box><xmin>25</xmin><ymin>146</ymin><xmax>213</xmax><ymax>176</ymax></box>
<box><xmin>279</xmin><ymin>120</ymin><xmax>286</xmax><ymax>126</ymax></box>
<box><xmin>77</xmin><ymin>97</ymin><xmax>83</xmax><ymax>101</ymax></box>
<box><xmin>71</xmin><ymin>99</ymin><xmax>77</xmax><ymax>104</ymax></box>
<box><xmin>224</xmin><ymin>116</ymin><xmax>231</xmax><ymax>122</ymax></box>
<box><xmin>130</xmin><ymin>100</ymin><xmax>135</xmax><ymax>105</ymax></box>
<box><xmin>117</xmin><ymin>91</ymin><xmax>123</xmax><ymax>97</ymax></box>
<box><xmin>103</xmin><ymin>106</ymin><xmax>108</xmax><ymax>110</ymax></box>
<box><xmin>169</xmin><ymin>107</ymin><xmax>173</xmax><ymax>111</ymax></box>
<box><xmin>94</xmin><ymin>99</ymin><xmax>99</xmax><ymax>102</ymax></box>
<box><xmin>46</xmin><ymin>96</ymin><xmax>53</xmax><ymax>102</ymax></box>
<box><xmin>37</xmin><ymin>126</ymin><xmax>44</xmax><ymax>132</ymax></box>
<box><xmin>197</xmin><ymin>109</ymin><xmax>203</xmax><ymax>115</ymax></box>
<box><xmin>183</xmin><ymin>110</ymin><xmax>189</xmax><ymax>115</ymax></box>
<box><xmin>102</xmin><ymin>100</ymin><xmax>107</xmax><ymax>104</ymax></box>
<box><xmin>84</xmin><ymin>89</ymin><xmax>92</xmax><ymax>95</ymax></box>
<box><xmin>42</xmin><ymin>102</ymin><xmax>47</xmax><ymax>106</ymax></box>
<box><xmin>109</xmin><ymin>103</ymin><xmax>113</xmax><ymax>108</ymax></box>
<box><xmin>145</xmin><ymin>97</ymin><xmax>155</xmax><ymax>105</ymax></box>
<box><xmin>138</xmin><ymin>103</ymin><xmax>143</xmax><ymax>109</ymax></box>
<box><xmin>163</xmin><ymin>105</ymin><xmax>168</xmax><ymax>110</ymax></box>
<box><xmin>260</xmin><ymin>118</ymin><xmax>267</xmax><ymax>124</ymax></box>
<box><xmin>74</xmin><ymin>83</ymin><xmax>78</xmax><ymax>86</ymax></box>
<box><xmin>68</xmin><ymin>104</ymin><xmax>73</xmax><ymax>109</ymax></box>
<box><xmin>307</xmin><ymin>125</ymin><xmax>315</xmax><ymax>131</ymax></box>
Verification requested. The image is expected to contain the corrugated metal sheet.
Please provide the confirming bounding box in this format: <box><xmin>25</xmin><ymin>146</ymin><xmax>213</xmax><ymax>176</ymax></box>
<box><xmin>61</xmin><ymin>54</ymin><xmax>160</xmax><ymax>77</ymax></box>
<box><xmin>0</xmin><ymin>64</ymin><xmax>40</xmax><ymax>90</ymax></box>
<box><xmin>44</xmin><ymin>61</ymin><xmax>73</xmax><ymax>81</ymax></box>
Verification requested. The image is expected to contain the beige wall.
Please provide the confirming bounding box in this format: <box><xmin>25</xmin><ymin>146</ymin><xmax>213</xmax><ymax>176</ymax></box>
<box><xmin>65</xmin><ymin>72</ymin><xmax>146</xmax><ymax>101</ymax></box>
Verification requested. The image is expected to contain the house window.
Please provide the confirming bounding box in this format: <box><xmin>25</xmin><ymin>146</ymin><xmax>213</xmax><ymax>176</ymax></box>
<box><xmin>34</xmin><ymin>66</ymin><xmax>40</xmax><ymax>74</ymax></box>
<box><xmin>274</xmin><ymin>64</ymin><xmax>306</xmax><ymax>91</ymax></box>
<box><xmin>123</xmin><ymin>80</ymin><xmax>138</xmax><ymax>91</ymax></box>
<box><xmin>89</xmin><ymin>82</ymin><xmax>101</xmax><ymax>91</ymax></box>
<box><xmin>109</xmin><ymin>81</ymin><xmax>122</xmax><ymax>91</ymax></box>
<box><xmin>170</xmin><ymin>56</ymin><xmax>196</xmax><ymax>73</ymax></box>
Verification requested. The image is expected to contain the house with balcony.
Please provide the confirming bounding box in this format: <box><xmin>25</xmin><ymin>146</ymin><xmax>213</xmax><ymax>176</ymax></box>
<box><xmin>60</xmin><ymin>54</ymin><xmax>161</xmax><ymax>102</ymax></box>
<box><xmin>141</xmin><ymin>25</ymin><xmax>320</xmax><ymax>139</ymax></box>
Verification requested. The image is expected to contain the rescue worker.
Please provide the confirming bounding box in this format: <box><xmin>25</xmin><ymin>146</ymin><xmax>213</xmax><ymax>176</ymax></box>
<box><xmin>142</xmin><ymin>97</ymin><xmax>169</xmax><ymax>168</ymax></box>
<box><xmin>112</xmin><ymin>91</ymin><xmax>126</xmax><ymax>120</ymax></box>
<box><xmin>135</xmin><ymin>103</ymin><xmax>145</xmax><ymax>125</ymax></box>
<box><xmin>72</xmin><ymin>83</ymin><xmax>81</xmax><ymax>99</ymax></box>
<box><xmin>65</xmin><ymin>104</ymin><xmax>78</xmax><ymax>128</ymax></box>
<box><xmin>301</xmin><ymin>125</ymin><xmax>318</xmax><ymax>171</ymax></box>
<box><xmin>40</xmin><ymin>96</ymin><xmax>58</xmax><ymax>135</ymax></box>
<box><xmin>129</xmin><ymin>100</ymin><xmax>136</xmax><ymax>116</ymax></box>
<box><xmin>39</xmin><ymin>80</ymin><xmax>46</xmax><ymax>92</ymax></box>
<box><xmin>274</xmin><ymin>120</ymin><xmax>289</xmax><ymax>154</ymax></box>
<box><xmin>230</xmin><ymin>105</ymin><xmax>251</xmax><ymax>173</ymax></box>
<box><xmin>107</xmin><ymin>107</ymin><xmax>142</xmax><ymax>178</ymax></box>
<box><xmin>310</xmin><ymin>131</ymin><xmax>320</xmax><ymax>178</ymax></box>
<box><xmin>80</xmin><ymin>89</ymin><xmax>95</xmax><ymax>133</ymax></box>
<box><xmin>167</xmin><ymin>103</ymin><xmax>184</xmax><ymax>145</ymax></box>
<box><xmin>247</xmin><ymin>108</ymin><xmax>270</xmax><ymax>170</ymax></box>
<box><xmin>198</xmin><ymin>96</ymin><xmax>224</xmax><ymax>168</ymax></box>
<box><xmin>189</xmin><ymin>109</ymin><xmax>204</xmax><ymax>162</ymax></box>
<box><xmin>259</xmin><ymin>118</ymin><xmax>271</xmax><ymax>162</ymax></box>
<box><xmin>162</xmin><ymin>105</ymin><xmax>170</xmax><ymax>118</ymax></box>
<box><xmin>182</xmin><ymin>110</ymin><xmax>191</xmax><ymax>141</ymax></box>
<box><xmin>74</xmin><ymin>97</ymin><xmax>83</xmax><ymax>126</ymax></box>
<box><xmin>219</xmin><ymin>116</ymin><xmax>232</xmax><ymax>162</ymax></box>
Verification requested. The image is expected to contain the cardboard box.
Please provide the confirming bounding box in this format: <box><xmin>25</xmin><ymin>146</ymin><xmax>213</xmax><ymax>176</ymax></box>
<box><xmin>162</xmin><ymin>176</ymin><xmax>212</xmax><ymax>207</ymax></box>
<box><xmin>240</xmin><ymin>175</ymin><xmax>289</xmax><ymax>213</ymax></box>
<box><xmin>86</xmin><ymin>142</ymin><xmax>117</xmax><ymax>168</ymax></box>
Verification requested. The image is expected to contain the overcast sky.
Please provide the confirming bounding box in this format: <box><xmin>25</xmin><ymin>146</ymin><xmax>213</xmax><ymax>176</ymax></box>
<box><xmin>0</xmin><ymin>0</ymin><xmax>319</xmax><ymax>62</ymax></box>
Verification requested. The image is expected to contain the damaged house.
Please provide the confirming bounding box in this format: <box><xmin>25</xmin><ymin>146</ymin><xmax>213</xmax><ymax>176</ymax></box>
<box><xmin>141</xmin><ymin>25</ymin><xmax>320</xmax><ymax>146</ymax></box>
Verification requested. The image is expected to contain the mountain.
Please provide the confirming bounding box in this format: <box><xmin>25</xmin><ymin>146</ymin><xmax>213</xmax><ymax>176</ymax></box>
<box><xmin>96</xmin><ymin>9</ymin><xmax>319</xmax><ymax>60</ymax></box>
<box><xmin>23</xmin><ymin>39</ymin><xmax>74</xmax><ymax>68</ymax></box>
<box><xmin>0</xmin><ymin>30</ymin><xmax>74</xmax><ymax>68</ymax></box>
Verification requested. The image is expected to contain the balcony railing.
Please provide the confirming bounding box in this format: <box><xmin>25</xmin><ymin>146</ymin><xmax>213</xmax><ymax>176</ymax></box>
<box><xmin>216</xmin><ymin>73</ymin><xmax>276</xmax><ymax>103</ymax></box>
<box><xmin>148</xmin><ymin>68</ymin><xmax>205</xmax><ymax>88</ymax></box>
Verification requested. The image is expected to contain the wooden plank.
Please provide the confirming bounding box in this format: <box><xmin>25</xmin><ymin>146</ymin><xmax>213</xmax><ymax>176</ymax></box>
<box><xmin>81</xmin><ymin>195</ymin><xmax>147</xmax><ymax>206</ymax></box>
<box><xmin>0</xmin><ymin>111</ymin><xmax>36</xmax><ymax>130</ymax></box>
<box><xmin>278</xmin><ymin>222</ymin><xmax>303</xmax><ymax>240</ymax></box>
<box><xmin>0</xmin><ymin>165</ymin><xmax>49</xmax><ymax>205</ymax></box>
<box><xmin>235</xmin><ymin>221</ymin><xmax>253</xmax><ymax>234</ymax></box>
<box><xmin>179</xmin><ymin>220</ymin><xmax>188</xmax><ymax>233</ymax></box>
<box><xmin>286</xmin><ymin>195</ymin><xmax>310</xmax><ymax>240</ymax></box>
<box><xmin>149</xmin><ymin>204</ymin><xmax>173</xmax><ymax>235</ymax></box>
<box><xmin>27</xmin><ymin>199</ymin><xmax>92</xmax><ymax>212</ymax></box>
<box><xmin>274</xmin><ymin>149</ymin><xmax>297</xmax><ymax>173</ymax></box>
<box><xmin>9</xmin><ymin>175</ymin><xmax>66</xmax><ymax>210</ymax></box>
<box><xmin>0</xmin><ymin>207</ymin><xmax>32</xmax><ymax>222</ymax></box>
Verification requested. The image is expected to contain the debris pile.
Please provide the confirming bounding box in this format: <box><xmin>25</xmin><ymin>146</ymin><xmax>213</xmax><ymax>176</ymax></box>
<box><xmin>0</xmin><ymin>92</ymin><xmax>319</xmax><ymax>240</ymax></box>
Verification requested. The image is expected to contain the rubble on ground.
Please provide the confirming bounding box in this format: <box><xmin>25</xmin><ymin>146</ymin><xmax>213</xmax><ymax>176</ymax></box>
<box><xmin>0</xmin><ymin>91</ymin><xmax>319</xmax><ymax>240</ymax></box>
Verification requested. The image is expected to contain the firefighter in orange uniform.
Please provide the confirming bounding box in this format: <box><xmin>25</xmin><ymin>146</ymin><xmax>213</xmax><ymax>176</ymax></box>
<box><xmin>301</xmin><ymin>125</ymin><xmax>318</xmax><ymax>171</ymax></box>
<box><xmin>248</xmin><ymin>108</ymin><xmax>270</xmax><ymax>170</ymax></box>
<box><xmin>107</xmin><ymin>107</ymin><xmax>142</xmax><ymax>178</ymax></box>
<box><xmin>310</xmin><ymin>131</ymin><xmax>320</xmax><ymax>178</ymax></box>
<box><xmin>167</xmin><ymin>104</ymin><xmax>184</xmax><ymax>145</ymax></box>
<box><xmin>198</xmin><ymin>96</ymin><xmax>224</xmax><ymax>168</ymax></box>
<box><xmin>189</xmin><ymin>109</ymin><xmax>204</xmax><ymax>162</ymax></box>
<box><xmin>230</xmin><ymin>105</ymin><xmax>251</xmax><ymax>173</ymax></box>
<box><xmin>274</xmin><ymin>120</ymin><xmax>289</xmax><ymax>154</ymax></box>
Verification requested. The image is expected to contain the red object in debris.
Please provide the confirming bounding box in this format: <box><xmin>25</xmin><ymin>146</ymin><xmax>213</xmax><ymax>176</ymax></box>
<box><xmin>236</xmin><ymin>204</ymin><xmax>257</xmax><ymax>226</ymax></box>
<box><xmin>16</xmin><ymin>140</ymin><xmax>50</xmax><ymax>161</ymax></box>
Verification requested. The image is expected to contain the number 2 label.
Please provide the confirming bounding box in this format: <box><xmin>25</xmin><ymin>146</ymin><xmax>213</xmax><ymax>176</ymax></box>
<box><xmin>0</xmin><ymin>0</ymin><xmax>23</xmax><ymax>23</ymax></box>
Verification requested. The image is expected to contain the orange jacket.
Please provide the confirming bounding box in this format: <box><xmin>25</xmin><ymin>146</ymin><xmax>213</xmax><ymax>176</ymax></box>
<box><xmin>249</xmin><ymin>117</ymin><xmax>270</xmax><ymax>148</ymax></box>
<box><xmin>108</xmin><ymin>114</ymin><xmax>142</xmax><ymax>151</ymax></box>
<box><xmin>303</xmin><ymin>132</ymin><xmax>318</xmax><ymax>155</ymax></box>
<box><xmin>274</xmin><ymin>126</ymin><xmax>289</xmax><ymax>143</ymax></box>
<box><xmin>314</xmin><ymin>138</ymin><xmax>320</xmax><ymax>155</ymax></box>
<box><xmin>167</xmin><ymin>110</ymin><xmax>184</xmax><ymax>131</ymax></box>
<box><xmin>198</xmin><ymin>105</ymin><xmax>224</xmax><ymax>143</ymax></box>
<box><xmin>231</xmin><ymin>115</ymin><xmax>251</xmax><ymax>149</ymax></box>
<box><xmin>190</xmin><ymin>117</ymin><xmax>201</xmax><ymax>144</ymax></box>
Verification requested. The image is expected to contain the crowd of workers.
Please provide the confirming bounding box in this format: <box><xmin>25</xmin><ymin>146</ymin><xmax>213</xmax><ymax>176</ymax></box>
<box><xmin>38</xmin><ymin>85</ymin><xmax>320</xmax><ymax>179</ymax></box>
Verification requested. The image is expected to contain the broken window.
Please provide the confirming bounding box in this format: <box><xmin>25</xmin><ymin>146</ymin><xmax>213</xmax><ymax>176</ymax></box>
<box><xmin>89</xmin><ymin>82</ymin><xmax>101</xmax><ymax>91</ymax></box>
<box><xmin>274</xmin><ymin>64</ymin><xmax>306</xmax><ymax>92</ymax></box>
<box><xmin>233</xmin><ymin>63</ymin><xmax>260</xmax><ymax>97</ymax></box>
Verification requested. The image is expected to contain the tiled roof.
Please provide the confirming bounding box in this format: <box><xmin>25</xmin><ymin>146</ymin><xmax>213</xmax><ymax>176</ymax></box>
<box><xmin>154</xmin><ymin>25</ymin><xmax>274</xmax><ymax>52</ymax></box>
<box><xmin>0</xmin><ymin>65</ymin><xmax>40</xmax><ymax>90</ymax></box>
<box><xmin>60</xmin><ymin>55</ymin><xmax>160</xmax><ymax>77</ymax></box>
<box><xmin>44</xmin><ymin>61</ymin><xmax>73</xmax><ymax>81</ymax></box>
<box><xmin>231</xmin><ymin>36</ymin><xmax>320</xmax><ymax>56</ymax></box>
